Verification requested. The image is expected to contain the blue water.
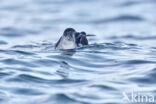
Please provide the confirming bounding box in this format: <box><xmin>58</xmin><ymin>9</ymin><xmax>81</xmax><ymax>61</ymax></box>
<box><xmin>0</xmin><ymin>0</ymin><xmax>156</xmax><ymax>104</ymax></box>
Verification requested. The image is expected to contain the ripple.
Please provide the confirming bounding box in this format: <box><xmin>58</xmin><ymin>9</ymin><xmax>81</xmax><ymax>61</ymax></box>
<box><xmin>0</xmin><ymin>91</ymin><xmax>7</xmax><ymax>104</ymax></box>
<box><xmin>91</xmin><ymin>15</ymin><xmax>144</xmax><ymax>24</ymax></box>
<box><xmin>12</xmin><ymin>88</ymin><xmax>44</xmax><ymax>95</ymax></box>
<box><xmin>43</xmin><ymin>93</ymin><xmax>84</xmax><ymax>104</ymax></box>
<box><xmin>90</xmin><ymin>85</ymin><xmax>118</xmax><ymax>91</ymax></box>
<box><xmin>12</xmin><ymin>44</ymin><xmax>39</xmax><ymax>49</ymax></box>
<box><xmin>129</xmin><ymin>67</ymin><xmax>156</xmax><ymax>84</ymax></box>
<box><xmin>33</xmin><ymin>59</ymin><xmax>59</xmax><ymax>67</ymax></box>
<box><xmin>0</xmin><ymin>27</ymin><xmax>39</xmax><ymax>37</ymax></box>
<box><xmin>118</xmin><ymin>1</ymin><xmax>141</xmax><ymax>7</ymax></box>
<box><xmin>0</xmin><ymin>58</ymin><xmax>37</xmax><ymax>67</ymax></box>
<box><xmin>123</xmin><ymin>60</ymin><xmax>156</xmax><ymax>65</ymax></box>
<box><xmin>0</xmin><ymin>72</ymin><xmax>11</xmax><ymax>78</ymax></box>
<box><xmin>79</xmin><ymin>43</ymin><xmax>133</xmax><ymax>51</ymax></box>
<box><xmin>14</xmin><ymin>50</ymin><xmax>36</xmax><ymax>55</ymax></box>
<box><xmin>0</xmin><ymin>0</ymin><xmax>156</xmax><ymax>104</ymax></box>
<box><xmin>0</xmin><ymin>40</ymin><xmax>7</xmax><ymax>45</ymax></box>
<box><xmin>51</xmin><ymin>55</ymin><xmax>114</xmax><ymax>68</ymax></box>
<box><xmin>147</xmin><ymin>68</ymin><xmax>156</xmax><ymax>83</ymax></box>
<box><xmin>0</xmin><ymin>49</ymin><xmax>35</xmax><ymax>56</ymax></box>
<box><xmin>7</xmin><ymin>74</ymin><xmax>87</xmax><ymax>85</ymax></box>
<box><xmin>109</xmin><ymin>35</ymin><xmax>156</xmax><ymax>40</ymax></box>
<box><xmin>7</xmin><ymin>74</ymin><xmax>49</xmax><ymax>83</ymax></box>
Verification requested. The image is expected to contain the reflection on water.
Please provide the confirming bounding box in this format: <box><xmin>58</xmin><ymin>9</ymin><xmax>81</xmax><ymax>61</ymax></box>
<box><xmin>61</xmin><ymin>50</ymin><xmax>76</xmax><ymax>56</ymax></box>
<box><xmin>57</xmin><ymin>61</ymin><xmax>70</xmax><ymax>78</ymax></box>
<box><xmin>0</xmin><ymin>0</ymin><xmax>156</xmax><ymax>104</ymax></box>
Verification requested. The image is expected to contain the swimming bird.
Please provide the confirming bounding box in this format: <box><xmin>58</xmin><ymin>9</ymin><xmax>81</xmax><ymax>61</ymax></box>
<box><xmin>75</xmin><ymin>31</ymin><xmax>88</xmax><ymax>47</ymax></box>
<box><xmin>55</xmin><ymin>28</ymin><xmax>77</xmax><ymax>50</ymax></box>
<box><xmin>55</xmin><ymin>28</ymin><xmax>94</xmax><ymax>50</ymax></box>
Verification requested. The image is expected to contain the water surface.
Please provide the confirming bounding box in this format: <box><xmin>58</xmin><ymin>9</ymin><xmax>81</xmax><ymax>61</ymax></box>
<box><xmin>0</xmin><ymin>0</ymin><xmax>156</xmax><ymax>104</ymax></box>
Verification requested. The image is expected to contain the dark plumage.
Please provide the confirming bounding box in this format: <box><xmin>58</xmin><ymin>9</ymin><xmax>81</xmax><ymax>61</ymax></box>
<box><xmin>75</xmin><ymin>32</ymin><xmax>88</xmax><ymax>47</ymax></box>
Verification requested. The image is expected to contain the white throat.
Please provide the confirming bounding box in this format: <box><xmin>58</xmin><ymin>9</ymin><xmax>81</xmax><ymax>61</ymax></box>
<box><xmin>57</xmin><ymin>36</ymin><xmax>76</xmax><ymax>49</ymax></box>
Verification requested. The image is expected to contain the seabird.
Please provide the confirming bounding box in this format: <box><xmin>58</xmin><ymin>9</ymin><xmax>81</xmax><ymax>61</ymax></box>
<box><xmin>55</xmin><ymin>28</ymin><xmax>94</xmax><ymax>50</ymax></box>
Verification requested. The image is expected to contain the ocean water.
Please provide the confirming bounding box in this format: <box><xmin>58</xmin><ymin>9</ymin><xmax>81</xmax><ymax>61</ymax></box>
<box><xmin>0</xmin><ymin>0</ymin><xmax>156</xmax><ymax>104</ymax></box>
